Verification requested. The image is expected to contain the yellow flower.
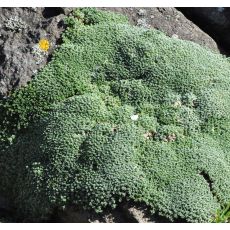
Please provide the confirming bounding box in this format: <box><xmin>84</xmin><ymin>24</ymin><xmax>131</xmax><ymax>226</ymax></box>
<box><xmin>39</xmin><ymin>39</ymin><xmax>50</xmax><ymax>52</ymax></box>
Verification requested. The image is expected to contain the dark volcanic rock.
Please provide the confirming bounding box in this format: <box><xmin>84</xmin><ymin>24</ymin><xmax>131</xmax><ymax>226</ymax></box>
<box><xmin>0</xmin><ymin>7</ymin><xmax>68</xmax><ymax>98</ymax></box>
<box><xmin>178</xmin><ymin>7</ymin><xmax>230</xmax><ymax>54</ymax></box>
<box><xmin>0</xmin><ymin>195</ymin><xmax>10</xmax><ymax>211</ymax></box>
<box><xmin>98</xmin><ymin>7</ymin><xmax>219</xmax><ymax>53</ymax></box>
<box><xmin>0</xmin><ymin>195</ymin><xmax>14</xmax><ymax>222</ymax></box>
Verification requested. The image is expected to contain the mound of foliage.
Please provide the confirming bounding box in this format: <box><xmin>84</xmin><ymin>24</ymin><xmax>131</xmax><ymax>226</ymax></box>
<box><xmin>1</xmin><ymin>8</ymin><xmax>230</xmax><ymax>222</ymax></box>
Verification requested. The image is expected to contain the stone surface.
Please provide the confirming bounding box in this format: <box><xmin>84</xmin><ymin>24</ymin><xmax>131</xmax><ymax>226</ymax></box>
<box><xmin>0</xmin><ymin>195</ymin><xmax>14</xmax><ymax>223</ymax></box>
<box><xmin>57</xmin><ymin>205</ymin><xmax>130</xmax><ymax>223</ymax></box>
<box><xmin>0</xmin><ymin>7</ymin><xmax>67</xmax><ymax>98</ymax></box>
<box><xmin>0</xmin><ymin>195</ymin><xmax>10</xmax><ymax>211</ymax></box>
<box><xmin>58</xmin><ymin>202</ymin><xmax>171</xmax><ymax>223</ymax></box>
<box><xmin>98</xmin><ymin>7</ymin><xmax>219</xmax><ymax>53</ymax></box>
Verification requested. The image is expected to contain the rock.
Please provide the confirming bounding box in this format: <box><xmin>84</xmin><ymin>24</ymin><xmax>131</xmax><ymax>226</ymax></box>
<box><xmin>57</xmin><ymin>202</ymin><xmax>171</xmax><ymax>223</ymax></box>
<box><xmin>98</xmin><ymin>7</ymin><xmax>219</xmax><ymax>53</ymax></box>
<box><xmin>0</xmin><ymin>195</ymin><xmax>14</xmax><ymax>222</ymax></box>
<box><xmin>0</xmin><ymin>195</ymin><xmax>13</xmax><ymax>212</ymax></box>
<box><xmin>120</xmin><ymin>202</ymin><xmax>172</xmax><ymax>223</ymax></box>
<box><xmin>121</xmin><ymin>202</ymin><xmax>154</xmax><ymax>223</ymax></box>
<box><xmin>0</xmin><ymin>7</ymin><xmax>68</xmax><ymax>98</ymax></box>
<box><xmin>57</xmin><ymin>205</ymin><xmax>130</xmax><ymax>223</ymax></box>
<box><xmin>56</xmin><ymin>207</ymin><xmax>98</xmax><ymax>223</ymax></box>
<box><xmin>178</xmin><ymin>7</ymin><xmax>230</xmax><ymax>54</ymax></box>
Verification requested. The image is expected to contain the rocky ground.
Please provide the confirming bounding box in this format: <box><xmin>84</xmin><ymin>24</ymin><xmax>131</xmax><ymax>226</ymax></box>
<box><xmin>0</xmin><ymin>7</ymin><xmax>70</xmax><ymax>98</ymax></box>
<box><xmin>0</xmin><ymin>7</ymin><xmax>229</xmax><ymax>223</ymax></box>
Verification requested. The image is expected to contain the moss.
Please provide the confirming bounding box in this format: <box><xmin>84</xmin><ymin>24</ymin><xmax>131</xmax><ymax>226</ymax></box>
<box><xmin>1</xmin><ymin>8</ymin><xmax>230</xmax><ymax>222</ymax></box>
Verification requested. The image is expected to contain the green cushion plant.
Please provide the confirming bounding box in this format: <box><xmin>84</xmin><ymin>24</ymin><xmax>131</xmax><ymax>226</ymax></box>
<box><xmin>1</xmin><ymin>8</ymin><xmax>230</xmax><ymax>222</ymax></box>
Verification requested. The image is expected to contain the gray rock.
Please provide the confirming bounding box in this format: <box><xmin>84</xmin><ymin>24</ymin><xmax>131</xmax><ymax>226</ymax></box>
<box><xmin>57</xmin><ymin>205</ymin><xmax>129</xmax><ymax>223</ymax></box>
<box><xmin>0</xmin><ymin>7</ymin><xmax>68</xmax><ymax>98</ymax></box>
<box><xmin>98</xmin><ymin>7</ymin><xmax>219</xmax><ymax>53</ymax></box>
<box><xmin>57</xmin><ymin>202</ymin><xmax>171</xmax><ymax>223</ymax></box>
<box><xmin>120</xmin><ymin>202</ymin><xmax>172</xmax><ymax>223</ymax></box>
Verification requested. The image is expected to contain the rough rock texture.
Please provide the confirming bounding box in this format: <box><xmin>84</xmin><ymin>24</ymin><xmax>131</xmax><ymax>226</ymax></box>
<box><xmin>120</xmin><ymin>202</ymin><xmax>171</xmax><ymax>223</ymax></box>
<box><xmin>178</xmin><ymin>7</ymin><xmax>230</xmax><ymax>54</ymax></box>
<box><xmin>0</xmin><ymin>195</ymin><xmax>14</xmax><ymax>223</ymax></box>
<box><xmin>98</xmin><ymin>7</ymin><xmax>219</xmax><ymax>53</ymax></box>
<box><xmin>58</xmin><ymin>202</ymin><xmax>171</xmax><ymax>223</ymax></box>
<box><xmin>0</xmin><ymin>7</ymin><xmax>68</xmax><ymax>98</ymax></box>
<box><xmin>0</xmin><ymin>195</ymin><xmax>10</xmax><ymax>211</ymax></box>
<box><xmin>58</xmin><ymin>206</ymin><xmax>130</xmax><ymax>223</ymax></box>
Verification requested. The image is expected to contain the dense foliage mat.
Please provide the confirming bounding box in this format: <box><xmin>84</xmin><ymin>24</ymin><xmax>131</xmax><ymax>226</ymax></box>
<box><xmin>1</xmin><ymin>8</ymin><xmax>230</xmax><ymax>222</ymax></box>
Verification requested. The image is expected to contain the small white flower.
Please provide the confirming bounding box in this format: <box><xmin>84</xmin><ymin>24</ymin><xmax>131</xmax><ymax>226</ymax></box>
<box><xmin>131</xmin><ymin>114</ymin><xmax>139</xmax><ymax>121</ymax></box>
<box><xmin>172</xmin><ymin>34</ymin><xmax>179</xmax><ymax>39</ymax></box>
